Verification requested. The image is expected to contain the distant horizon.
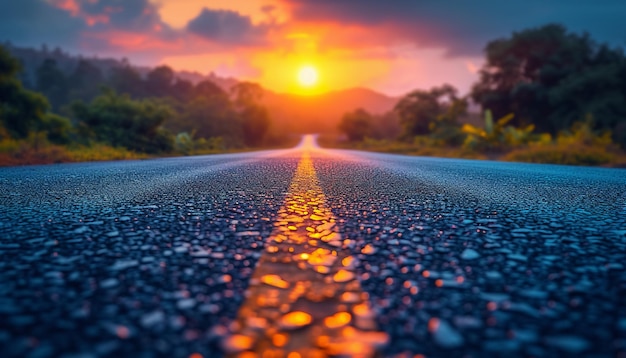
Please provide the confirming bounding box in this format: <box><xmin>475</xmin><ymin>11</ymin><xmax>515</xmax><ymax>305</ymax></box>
<box><xmin>8</xmin><ymin>41</ymin><xmax>414</xmax><ymax>98</ymax></box>
<box><xmin>2</xmin><ymin>1</ymin><xmax>625</xmax><ymax>97</ymax></box>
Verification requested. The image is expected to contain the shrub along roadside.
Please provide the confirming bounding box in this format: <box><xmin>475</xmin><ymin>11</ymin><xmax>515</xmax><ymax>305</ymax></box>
<box><xmin>328</xmin><ymin>118</ymin><xmax>626</xmax><ymax>166</ymax></box>
<box><xmin>503</xmin><ymin>144</ymin><xmax>617</xmax><ymax>166</ymax></box>
<box><xmin>0</xmin><ymin>136</ymin><xmax>145</xmax><ymax>166</ymax></box>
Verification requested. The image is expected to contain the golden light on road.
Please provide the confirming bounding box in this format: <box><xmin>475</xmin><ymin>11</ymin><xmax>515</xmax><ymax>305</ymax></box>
<box><xmin>297</xmin><ymin>65</ymin><xmax>319</xmax><ymax>87</ymax></box>
<box><xmin>226</xmin><ymin>143</ymin><xmax>388</xmax><ymax>356</ymax></box>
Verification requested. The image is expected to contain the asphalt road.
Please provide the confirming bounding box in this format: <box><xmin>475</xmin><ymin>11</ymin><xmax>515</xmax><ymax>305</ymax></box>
<box><xmin>1</xmin><ymin>136</ymin><xmax>625</xmax><ymax>358</ymax></box>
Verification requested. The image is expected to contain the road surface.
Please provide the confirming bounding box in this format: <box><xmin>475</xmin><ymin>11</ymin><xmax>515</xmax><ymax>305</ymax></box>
<box><xmin>1</xmin><ymin>135</ymin><xmax>625</xmax><ymax>357</ymax></box>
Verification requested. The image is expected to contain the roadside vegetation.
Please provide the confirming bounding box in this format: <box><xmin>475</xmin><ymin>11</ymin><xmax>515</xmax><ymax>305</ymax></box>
<box><xmin>0</xmin><ymin>45</ymin><xmax>293</xmax><ymax>166</ymax></box>
<box><xmin>3</xmin><ymin>23</ymin><xmax>626</xmax><ymax>167</ymax></box>
<box><xmin>333</xmin><ymin>24</ymin><xmax>626</xmax><ymax>166</ymax></box>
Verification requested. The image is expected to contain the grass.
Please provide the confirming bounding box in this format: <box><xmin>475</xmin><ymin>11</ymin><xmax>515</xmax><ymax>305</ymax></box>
<box><xmin>0</xmin><ymin>138</ymin><xmax>146</xmax><ymax>166</ymax></box>
<box><xmin>319</xmin><ymin>136</ymin><xmax>487</xmax><ymax>160</ymax></box>
<box><xmin>0</xmin><ymin>135</ymin><xmax>301</xmax><ymax>167</ymax></box>
<box><xmin>503</xmin><ymin>144</ymin><xmax>625</xmax><ymax>166</ymax></box>
<box><xmin>320</xmin><ymin>135</ymin><xmax>626</xmax><ymax>167</ymax></box>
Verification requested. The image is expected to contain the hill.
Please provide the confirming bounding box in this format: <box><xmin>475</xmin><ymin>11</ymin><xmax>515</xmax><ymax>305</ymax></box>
<box><xmin>263</xmin><ymin>87</ymin><xmax>399</xmax><ymax>133</ymax></box>
<box><xmin>5</xmin><ymin>43</ymin><xmax>399</xmax><ymax>133</ymax></box>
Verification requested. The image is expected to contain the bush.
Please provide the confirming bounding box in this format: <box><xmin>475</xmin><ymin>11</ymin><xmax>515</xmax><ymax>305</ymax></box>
<box><xmin>72</xmin><ymin>89</ymin><xmax>174</xmax><ymax>153</ymax></box>
<box><xmin>0</xmin><ymin>135</ymin><xmax>69</xmax><ymax>165</ymax></box>
<box><xmin>504</xmin><ymin>144</ymin><xmax>616</xmax><ymax>165</ymax></box>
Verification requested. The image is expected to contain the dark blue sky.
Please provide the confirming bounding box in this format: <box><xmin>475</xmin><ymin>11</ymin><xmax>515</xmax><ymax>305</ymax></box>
<box><xmin>1</xmin><ymin>0</ymin><xmax>624</xmax><ymax>94</ymax></box>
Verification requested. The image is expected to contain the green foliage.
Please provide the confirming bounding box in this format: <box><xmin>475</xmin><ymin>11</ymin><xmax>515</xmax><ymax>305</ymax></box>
<box><xmin>395</xmin><ymin>84</ymin><xmax>467</xmax><ymax>139</ymax></box>
<box><xmin>324</xmin><ymin>136</ymin><xmax>485</xmax><ymax>160</ymax></box>
<box><xmin>196</xmin><ymin>137</ymin><xmax>224</xmax><ymax>152</ymax></box>
<box><xmin>504</xmin><ymin>120</ymin><xmax>620</xmax><ymax>165</ymax></box>
<box><xmin>339</xmin><ymin>108</ymin><xmax>373</xmax><ymax>141</ymax></box>
<box><xmin>1</xmin><ymin>45</ymin><xmax>282</xmax><ymax>165</ymax></box>
<box><xmin>175</xmin><ymin>132</ymin><xmax>194</xmax><ymax>155</ymax></box>
<box><xmin>429</xmin><ymin>125</ymin><xmax>467</xmax><ymax>147</ymax></box>
<box><xmin>462</xmin><ymin>110</ymin><xmax>527</xmax><ymax>151</ymax></box>
<box><xmin>556</xmin><ymin>118</ymin><xmax>613</xmax><ymax>148</ymax></box>
<box><xmin>0</xmin><ymin>137</ymin><xmax>145</xmax><ymax>166</ymax></box>
<box><xmin>168</xmin><ymin>94</ymin><xmax>241</xmax><ymax>143</ymax></box>
<box><xmin>240</xmin><ymin>105</ymin><xmax>270</xmax><ymax>147</ymax></box>
<box><xmin>0</xmin><ymin>45</ymin><xmax>51</xmax><ymax>139</ymax></box>
<box><xmin>0</xmin><ymin>80</ymin><xmax>50</xmax><ymax>138</ymax></box>
<box><xmin>40</xmin><ymin>113</ymin><xmax>73</xmax><ymax>144</ymax></box>
<box><xmin>370</xmin><ymin>112</ymin><xmax>402</xmax><ymax>140</ymax></box>
<box><xmin>68</xmin><ymin>59</ymin><xmax>104</xmax><ymax>103</ymax></box>
<box><xmin>146</xmin><ymin>66</ymin><xmax>175</xmax><ymax>97</ymax></box>
<box><xmin>0</xmin><ymin>46</ymin><xmax>21</xmax><ymax>79</ymax></box>
<box><xmin>471</xmin><ymin>23</ymin><xmax>626</xmax><ymax>147</ymax></box>
<box><xmin>231</xmin><ymin>82</ymin><xmax>270</xmax><ymax>147</ymax></box>
<box><xmin>72</xmin><ymin>89</ymin><xmax>174</xmax><ymax>153</ymax></box>
<box><xmin>36</xmin><ymin>58</ymin><xmax>68</xmax><ymax>110</ymax></box>
<box><xmin>504</xmin><ymin>145</ymin><xmax>616</xmax><ymax>165</ymax></box>
<box><xmin>109</xmin><ymin>64</ymin><xmax>144</xmax><ymax>97</ymax></box>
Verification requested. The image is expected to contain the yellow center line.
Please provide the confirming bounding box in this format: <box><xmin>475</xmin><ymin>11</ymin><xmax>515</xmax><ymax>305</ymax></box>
<box><xmin>224</xmin><ymin>151</ymin><xmax>388</xmax><ymax>357</ymax></box>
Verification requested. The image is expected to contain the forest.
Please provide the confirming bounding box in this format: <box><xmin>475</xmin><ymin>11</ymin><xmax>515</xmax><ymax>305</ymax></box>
<box><xmin>336</xmin><ymin>24</ymin><xmax>626</xmax><ymax>166</ymax></box>
<box><xmin>0</xmin><ymin>43</ymin><xmax>285</xmax><ymax>165</ymax></box>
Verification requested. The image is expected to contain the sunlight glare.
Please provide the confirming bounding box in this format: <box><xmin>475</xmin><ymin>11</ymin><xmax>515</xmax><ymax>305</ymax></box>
<box><xmin>297</xmin><ymin>65</ymin><xmax>319</xmax><ymax>87</ymax></box>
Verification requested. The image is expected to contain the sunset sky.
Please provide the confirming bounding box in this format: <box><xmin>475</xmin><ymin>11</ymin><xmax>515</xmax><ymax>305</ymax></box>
<box><xmin>1</xmin><ymin>0</ymin><xmax>625</xmax><ymax>96</ymax></box>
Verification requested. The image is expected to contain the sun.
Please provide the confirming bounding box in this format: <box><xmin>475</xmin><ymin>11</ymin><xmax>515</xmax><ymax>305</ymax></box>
<box><xmin>297</xmin><ymin>65</ymin><xmax>319</xmax><ymax>87</ymax></box>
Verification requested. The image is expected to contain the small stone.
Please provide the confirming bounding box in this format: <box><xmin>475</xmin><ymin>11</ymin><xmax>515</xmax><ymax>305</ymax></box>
<box><xmin>280</xmin><ymin>311</ymin><xmax>312</xmax><ymax>330</ymax></box>
<box><xmin>110</xmin><ymin>259</ymin><xmax>139</xmax><ymax>271</ymax></box>
<box><xmin>361</xmin><ymin>244</ymin><xmax>376</xmax><ymax>255</ymax></box>
<box><xmin>545</xmin><ymin>335</ymin><xmax>589</xmax><ymax>353</ymax></box>
<box><xmin>430</xmin><ymin>318</ymin><xmax>464</xmax><ymax>348</ymax></box>
<box><xmin>261</xmin><ymin>274</ymin><xmax>290</xmax><ymax>289</ymax></box>
<box><xmin>100</xmin><ymin>278</ymin><xmax>119</xmax><ymax>289</ymax></box>
<box><xmin>177</xmin><ymin>298</ymin><xmax>196</xmax><ymax>310</ymax></box>
<box><xmin>324</xmin><ymin>312</ymin><xmax>352</xmax><ymax>329</ymax></box>
<box><xmin>140</xmin><ymin>311</ymin><xmax>165</xmax><ymax>328</ymax></box>
<box><xmin>461</xmin><ymin>249</ymin><xmax>480</xmax><ymax>260</ymax></box>
<box><xmin>333</xmin><ymin>270</ymin><xmax>355</xmax><ymax>283</ymax></box>
<box><xmin>222</xmin><ymin>334</ymin><xmax>254</xmax><ymax>354</ymax></box>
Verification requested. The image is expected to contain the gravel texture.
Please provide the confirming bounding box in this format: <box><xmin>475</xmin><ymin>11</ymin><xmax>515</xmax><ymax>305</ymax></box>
<box><xmin>1</xmin><ymin>144</ymin><xmax>625</xmax><ymax>357</ymax></box>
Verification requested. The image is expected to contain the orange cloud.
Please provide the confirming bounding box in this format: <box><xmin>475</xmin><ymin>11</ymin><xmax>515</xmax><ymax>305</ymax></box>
<box><xmin>52</xmin><ymin>0</ymin><xmax>80</xmax><ymax>16</ymax></box>
<box><xmin>50</xmin><ymin>0</ymin><xmax>110</xmax><ymax>26</ymax></box>
<box><xmin>151</xmin><ymin>0</ymin><xmax>288</xmax><ymax>28</ymax></box>
<box><xmin>466</xmin><ymin>61</ymin><xmax>479</xmax><ymax>74</ymax></box>
<box><xmin>82</xmin><ymin>30</ymin><xmax>183</xmax><ymax>52</ymax></box>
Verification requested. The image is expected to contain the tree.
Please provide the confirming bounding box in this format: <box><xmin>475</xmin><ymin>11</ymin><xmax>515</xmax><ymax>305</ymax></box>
<box><xmin>240</xmin><ymin>105</ymin><xmax>269</xmax><ymax>147</ymax></box>
<box><xmin>338</xmin><ymin>108</ymin><xmax>373</xmax><ymax>141</ymax></box>
<box><xmin>231</xmin><ymin>82</ymin><xmax>270</xmax><ymax>147</ymax></box>
<box><xmin>40</xmin><ymin>113</ymin><xmax>73</xmax><ymax>144</ymax></box>
<box><xmin>195</xmin><ymin>80</ymin><xmax>226</xmax><ymax>99</ymax></box>
<box><xmin>36</xmin><ymin>58</ymin><xmax>68</xmax><ymax>110</ymax></box>
<box><xmin>0</xmin><ymin>46</ymin><xmax>51</xmax><ymax>138</ymax></box>
<box><xmin>169</xmin><ymin>95</ymin><xmax>241</xmax><ymax>142</ymax></box>
<box><xmin>370</xmin><ymin>112</ymin><xmax>402</xmax><ymax>140</ymax></box>
<box><xmin>72</xmin><ymin>89</ymin><xmax>174</xmax><ymax>153</ymax></box>
<box><xmin>394</xmin><ymin>84</ymin><xmax>467</xmax><ymax>139</ymax></box>
<box><xmin>145</xmin><ymin>65</ymin><xmax>175</xmax><ymax>97</ymax></box>
<box><xmin>471</xmin><ymin>24</ymin><xmax>626</xmax><ymax>147</ymax></box>
<box><xmin>109</xmin><ymin>64</ymin><xmax>144</xmax><ymax>97</ymax></box>
<box><xmin>68</xmin><ymin>59</ymin><xmax>103</xmax><ymax>102</ymax></box>
<box><xmin>171</xmin><ymin>78</ymin><xmax>194</xmax><ymax>102</ymax></box>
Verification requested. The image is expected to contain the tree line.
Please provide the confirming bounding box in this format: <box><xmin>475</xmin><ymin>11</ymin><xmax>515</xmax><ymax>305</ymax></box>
<box><xmin>340</xmin><ymin>24</ymin><xmax>626</xmax><ymax>152</ymax></box>
<box><xmin>1</xmin><ymin>45</ymin><xmax>273</xmax><ymax>156</ymax></box>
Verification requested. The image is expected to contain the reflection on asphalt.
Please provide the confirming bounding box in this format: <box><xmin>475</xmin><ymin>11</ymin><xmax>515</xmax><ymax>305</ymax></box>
<box><xmin>226</xmin><ymin>152</ymin><xmax>388</xmax><ymax>357</ymax></box>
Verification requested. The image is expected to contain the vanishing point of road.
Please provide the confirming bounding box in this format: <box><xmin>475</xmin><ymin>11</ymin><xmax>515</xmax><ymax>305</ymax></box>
<box><xmin>1</xmin><ymin>135</ymin><xmax>625</xmax><ymax>358</ymax></box>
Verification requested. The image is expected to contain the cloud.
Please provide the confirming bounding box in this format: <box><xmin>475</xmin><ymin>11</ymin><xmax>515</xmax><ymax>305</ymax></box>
<box><xmin>0</xmin><ymin>1</ymin><xmax>276</xmax><ymax>59</ymax></box>
<box><xmin>280</xmin><ymin>0</ymin><xmax>626</xmax><ymax>56</ymax></box>
<box><xmin>0</xmin><ymin>0</ymin><xmax>85</xmax><ymax>49</ymax></box>
<box><xmin>46</xmin><ymin>0</ymin><xmax>175</xmax><ymax>34</ymax></box>
<box><xmin>186</xmin><ymin>8</ymin><xmax>271</xmax><ymax>46</ymax></box>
